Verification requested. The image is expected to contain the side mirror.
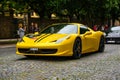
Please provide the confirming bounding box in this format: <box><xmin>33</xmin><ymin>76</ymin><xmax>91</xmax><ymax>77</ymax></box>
<box><xmin>84</xmin><ymin>31</ymin><xmax>92</xmax><ymax>37</ymax></box>
<box><xmin>34</xmin><ymin>32</ymin><xmax>39</xmax><ymax>35</ymax></box>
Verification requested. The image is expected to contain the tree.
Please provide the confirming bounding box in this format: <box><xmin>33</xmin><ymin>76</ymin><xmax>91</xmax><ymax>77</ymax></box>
<box><xmin>0</xmin><ymin>0</ymin><xmax>120</xmax><ymax>26</ymax></box>
<box><xmin>109</xmin><ymin>0</ymin><xmax>120</xmax><ymax>26</ymax></box>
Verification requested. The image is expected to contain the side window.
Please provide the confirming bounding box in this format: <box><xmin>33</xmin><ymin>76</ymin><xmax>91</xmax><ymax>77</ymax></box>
<box><xmin>80</xmin><ymin>26</ymin><xmax>89</xmax><ymax>34</ymax></box>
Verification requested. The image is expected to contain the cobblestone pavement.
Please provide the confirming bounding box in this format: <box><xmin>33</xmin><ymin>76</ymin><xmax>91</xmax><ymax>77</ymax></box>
<box><xmin>0</xmin><ymin>44</ymin><xmax>120</xmax><ymax>80</ymax></box>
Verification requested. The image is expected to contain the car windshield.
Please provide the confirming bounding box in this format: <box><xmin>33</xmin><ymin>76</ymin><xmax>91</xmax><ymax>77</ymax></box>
<box><xmin>41</xmin><ymin>24</ymin><xmax>78</xmax><ymax>34</ymax></box>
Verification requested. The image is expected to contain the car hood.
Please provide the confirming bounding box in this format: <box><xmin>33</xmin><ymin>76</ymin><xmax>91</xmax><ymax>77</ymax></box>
<box><xmin>23</xmin><ymin>33</ymin><xmax>69</xmax><ymax>43</ymax></box>
<box><xmin>106</xmin><ymin>31</ymin><xmax>120</xmax><ymax>37</ymax></box>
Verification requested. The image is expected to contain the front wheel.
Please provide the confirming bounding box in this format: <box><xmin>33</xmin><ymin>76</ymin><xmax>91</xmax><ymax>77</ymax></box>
<box><xmin>72</xmin><ymin>38</ymin><xmax>82</xmax><ymax>59</ymax></box>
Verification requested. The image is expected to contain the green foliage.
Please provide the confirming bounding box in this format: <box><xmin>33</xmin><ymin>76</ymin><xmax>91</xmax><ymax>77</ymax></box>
<box><xmin>0</xmin><ymin>0</ymin><xmax>120</xmax><ymax>25</ymax></box>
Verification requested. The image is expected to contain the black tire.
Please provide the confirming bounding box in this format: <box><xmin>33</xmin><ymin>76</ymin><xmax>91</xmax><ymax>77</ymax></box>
<box><xmin>72</xmin><ymin>38</ymin><xmax>82</xmax><ymax>59</ymax></box>
<box><xmin>98</xmin><ymin>36</ymin><xmax>105</xmax><ymax>52</ymax></box>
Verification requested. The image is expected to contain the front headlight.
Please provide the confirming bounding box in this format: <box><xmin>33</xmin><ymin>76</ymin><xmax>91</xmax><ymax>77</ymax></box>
<box><xmin>55</xmin><ymin>35</ymin><xmax>70</xmax><ymax>44</ymax></box>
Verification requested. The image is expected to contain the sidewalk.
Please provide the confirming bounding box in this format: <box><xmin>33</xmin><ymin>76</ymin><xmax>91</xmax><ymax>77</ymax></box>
<box><xmin>0</xmin><ymin>44</ymin><xmax>16</xmax><ymax>48</ymax></box>
<box><xmin>0</xmin><ymin>39</ymin><xmax>17</xmax><ymax>42</ymax></box>
<box><xmin>0</xmin><ymin>39</ymin><xmax>17</xmax><ymax>48</ymax></box>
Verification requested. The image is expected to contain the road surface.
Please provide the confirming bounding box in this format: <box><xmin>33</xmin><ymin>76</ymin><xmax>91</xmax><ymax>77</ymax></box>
<box><xmin>0</xmin><ymin>44</ymin><xmax>120</xmax><ymax>80</ymax></box>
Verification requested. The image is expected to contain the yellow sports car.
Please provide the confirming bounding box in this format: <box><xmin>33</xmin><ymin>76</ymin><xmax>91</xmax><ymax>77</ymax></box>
<box><xmin>16</xmin><ymin>23</ymin><xmax>105</xmax><ymax>59</ymax></box>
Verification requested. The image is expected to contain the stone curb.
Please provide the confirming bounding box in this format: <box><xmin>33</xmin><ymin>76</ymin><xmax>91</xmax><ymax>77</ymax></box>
<box><xmin>0</xmin><ymin>39</ymin><xmax>17</xmax><ymax>42</ymax></box>
<box><xmin>0</xmin><ymin>44</ymin><xmax>16</xmax><ymax>48</ymax></box>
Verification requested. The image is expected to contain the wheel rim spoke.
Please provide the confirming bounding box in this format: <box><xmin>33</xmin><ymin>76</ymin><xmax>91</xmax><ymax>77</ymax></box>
<box><xmin>75</xmin><ymin>42</ymin><xmax>80</xmax><ymax>53</ymax></box>
<box><xmin>73</xmin><ymin>39</ymin><xmax>81</xmax><ymax>58</ymax></box>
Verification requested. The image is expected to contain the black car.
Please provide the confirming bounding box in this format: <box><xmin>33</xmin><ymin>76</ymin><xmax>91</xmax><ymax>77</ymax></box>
<box><xmin>105</xmin><ymin>26</ymin><xmax>120</xmax><ymax>43</ymax></box>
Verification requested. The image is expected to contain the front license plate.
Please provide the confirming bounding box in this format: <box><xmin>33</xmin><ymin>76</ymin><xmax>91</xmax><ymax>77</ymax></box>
<box><xmin>107</xmin><ymin>41</ymin><xmax>115</xmax><ymax>43</ymax></box>
<box><xmin>30</xmin><ymin>48</ymin><xmax>38</xmax><ymax>51</ymax></box>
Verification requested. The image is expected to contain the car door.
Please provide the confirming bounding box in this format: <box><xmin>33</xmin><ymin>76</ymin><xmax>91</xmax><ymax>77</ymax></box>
<box><xmin>80</xmin><ymin>26</ymin><xmax>97</xmax><ymax>53</ymax></box>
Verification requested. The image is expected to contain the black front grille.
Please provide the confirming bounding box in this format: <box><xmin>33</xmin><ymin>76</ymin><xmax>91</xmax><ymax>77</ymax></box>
<box><xmin>106</xmin><ymin>37</ymin><xmax>120</xmax><ymax>41</ymax></box>
<box><xmin>18</xmin><ymin>48</ymin><xmax>57</xmax><ymax>54</ymax></box>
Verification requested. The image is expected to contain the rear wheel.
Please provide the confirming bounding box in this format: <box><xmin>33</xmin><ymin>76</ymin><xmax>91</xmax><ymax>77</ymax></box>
<box><xmin>98</xmin><ymin>36</ymin><xmax>105</xmax><ymax>52</ymax></box>
<box><xmin>73</xmin><ymin>38</ymin><xmax>81</xmax><ymax>59</ymax></box>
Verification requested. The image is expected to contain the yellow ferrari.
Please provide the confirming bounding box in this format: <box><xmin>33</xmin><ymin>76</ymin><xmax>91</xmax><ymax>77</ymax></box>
<box><xmin>16</xmin><ymin>23</ymin><xmax>105</xmax><ymax>59</ymax></box>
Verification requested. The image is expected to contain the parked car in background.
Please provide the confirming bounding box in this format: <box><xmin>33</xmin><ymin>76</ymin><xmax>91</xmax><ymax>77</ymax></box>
<box><xmin>105</xmin><ymin>26</ymin><xmax>120</xmax><ymax>43</ymax></box>
<box><xmin>16</xmin><ymin>23</ymin><xmax>105</xmax><ymax>59</ymax></box>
